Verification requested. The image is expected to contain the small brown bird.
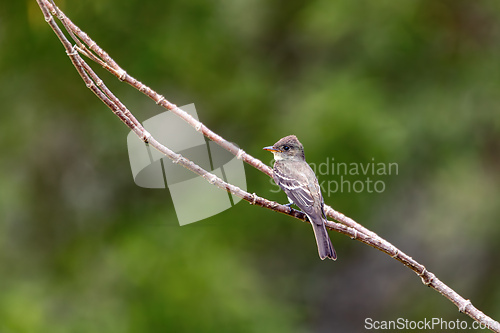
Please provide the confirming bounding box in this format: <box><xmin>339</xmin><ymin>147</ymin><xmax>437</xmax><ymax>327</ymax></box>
<box><xmin>264</xmin><ymin>135</ymin><xmax>336</xmax><ymax>260</ymax></box>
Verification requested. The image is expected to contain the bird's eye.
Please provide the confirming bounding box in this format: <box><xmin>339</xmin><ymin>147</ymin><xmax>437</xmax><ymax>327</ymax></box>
<box><xmin>283</xmin><ymin>146</ymin><xmax>290</xmax><ymax>151</ymax></box>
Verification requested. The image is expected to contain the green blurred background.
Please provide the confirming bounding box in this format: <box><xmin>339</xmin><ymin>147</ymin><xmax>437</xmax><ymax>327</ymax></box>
<box><xmin>1</xmin><ymin>0</ymin><xmax>500</xmax><ymax>332</ymax></box>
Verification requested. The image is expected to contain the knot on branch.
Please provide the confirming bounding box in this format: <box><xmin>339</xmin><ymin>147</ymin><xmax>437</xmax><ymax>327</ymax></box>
<box><xmin>207</xmin><ymin>174</ymin><xmax>217</xmax><ymax>184</ymax></box>
<box><xmin>117</xmin><ymin>69</ymin><xmax>127</xmax><ymax>81</ymax></box>
<box><xmin>350</xmin><ymin>228</ymin><xmax>358</xmax><ymax>240</ymax></box>
<box><xmin>195</xmin><ymin>121</ymin><xmax>202</xmax><ymax>132</ymax></box>
<box><xmin>459</xmin><ymin>299</ymin><xmax>472</xmax><ymax>313</ymax></box>
<box><xmin>142</xmin><ymin>131</ymin><xmax>151</xmax><ymax>143</ymax></box>
<box><xmin>419</xmin><ymin>268</ymin><xmax>435</xmax><ymax>286</ymax></box>
<box><xmin>156</xmin><ymin>95</ymin><xmax>165</xmax><ymax>105</ymax></box>
<box><xmin>66</xmin><ymin>45</ymin><xmax>78</xmax><ymax>56</ymax></box>
<box><xmin>172</xmin><ymin>154</ymin><xmax>182</xmax><ymax>164</ymax></box>
<box><xmin>250</xmin><ymin>193</ymin><xmax>257</xmax><ymax>205</ymax></box>
<box><xmin>236</xmin><ymin>149</ymin><xmax>245</xmax><ymax>160</ymax></box>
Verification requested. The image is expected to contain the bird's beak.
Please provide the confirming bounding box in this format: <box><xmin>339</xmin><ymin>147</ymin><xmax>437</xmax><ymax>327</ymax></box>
<box><xmin>263</xmin><ymin>146</ymin><xmax>279</xmax><ymax>152</ymax></box>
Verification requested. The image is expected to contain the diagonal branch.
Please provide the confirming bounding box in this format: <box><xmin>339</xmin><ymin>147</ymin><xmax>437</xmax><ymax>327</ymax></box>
<box><xmin>36</xmin><ymin>1</ymin><xmax>500</xmax><ymax>331</ymax></box>
<box><xmin>43</xmin><ymin>0</ymin><xmax>378</xmax><ymax>241</ymax></box>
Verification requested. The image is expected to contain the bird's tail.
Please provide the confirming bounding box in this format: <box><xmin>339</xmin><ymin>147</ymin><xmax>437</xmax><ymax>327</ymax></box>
<box><xmin>311</xmin><ymin>220</ymin><xmax>337</xmax><ymax>260</ymax></box>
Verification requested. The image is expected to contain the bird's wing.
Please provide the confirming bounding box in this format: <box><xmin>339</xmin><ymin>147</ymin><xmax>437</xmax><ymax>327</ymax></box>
<box><xmin>273</xmin><ymin>162</ymin><xmax>320</xmax><ymax>217</ymax></box>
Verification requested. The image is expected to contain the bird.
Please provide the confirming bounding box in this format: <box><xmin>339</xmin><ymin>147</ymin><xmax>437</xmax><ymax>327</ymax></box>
<box><xmin>263</xmin><ymin>135</ymin><xmax>336</xmax><ymax>260</ymax></box>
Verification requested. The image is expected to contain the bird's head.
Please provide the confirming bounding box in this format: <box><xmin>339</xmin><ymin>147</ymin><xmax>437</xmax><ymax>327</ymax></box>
<box><xmin>263</xmin><ymin>135</ymin><xmax>305</xmax><ymax>161</ymax></box>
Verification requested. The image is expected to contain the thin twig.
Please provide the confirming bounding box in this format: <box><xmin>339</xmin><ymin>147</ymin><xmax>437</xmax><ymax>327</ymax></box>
<box><xmin>35</xmin><ymin>1</ymin><xmax>500</xmax><ymax>331</ymax></box>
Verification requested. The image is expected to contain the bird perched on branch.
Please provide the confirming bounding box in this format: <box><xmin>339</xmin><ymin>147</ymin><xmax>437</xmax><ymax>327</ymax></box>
<box><xmin>264</xmin><ymin>135</ymin><xmax>336</xmax><ymax>260</ymax></box>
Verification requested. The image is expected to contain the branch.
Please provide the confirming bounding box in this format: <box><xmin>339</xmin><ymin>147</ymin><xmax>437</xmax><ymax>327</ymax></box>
<box><xmin>36</xmin><ymin>1</ymin><xmax>500</xmax><ymax>331</ymax></box>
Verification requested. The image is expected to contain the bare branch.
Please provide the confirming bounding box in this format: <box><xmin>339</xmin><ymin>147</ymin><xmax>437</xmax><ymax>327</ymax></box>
<box><xmin>35</xmin><ymin>1</ymin><xmax>500</xmax><ymax>331</ymax></box>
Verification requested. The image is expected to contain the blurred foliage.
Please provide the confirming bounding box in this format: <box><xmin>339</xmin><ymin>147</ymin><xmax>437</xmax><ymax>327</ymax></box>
<box><xmin>1</xmin><ymin>0</ymin><xmax>500</xmax><ymax>332</ymax></box>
